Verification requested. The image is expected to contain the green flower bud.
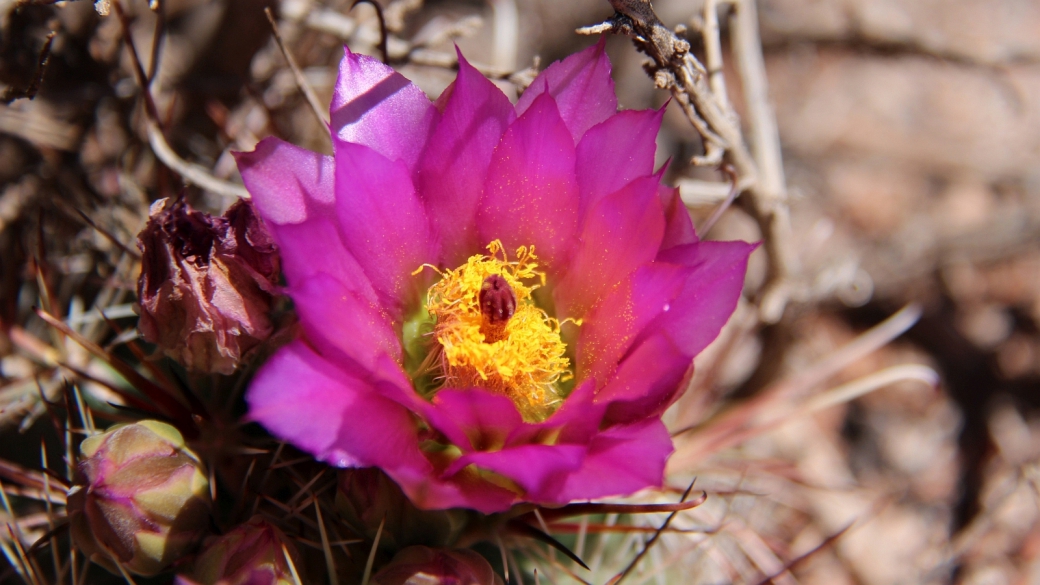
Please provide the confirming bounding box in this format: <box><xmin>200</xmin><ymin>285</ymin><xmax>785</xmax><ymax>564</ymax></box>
<box><xmin>185</xmin><ymin>517</ymin><xmax>299</xmax><ymax>585</ymax></box>
<box><xmin>335</xmin><ymin>468</ymin><xmax>465</xmax><ymax>550</ymax></box>
<box><xmin>371</xmin><ymin>546</ymin><xmax>503</xmax><ymax>585</ymax></box>
<box><xmin>67</xmin><ymin>421</ymin><xmax>212</xmax><ymax>576</ymax></box>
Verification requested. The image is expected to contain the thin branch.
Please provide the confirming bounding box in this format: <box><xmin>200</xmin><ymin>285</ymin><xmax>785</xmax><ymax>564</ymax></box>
<box><xmin>698</xmin><ymin>163</ymin><xmax>740</xmax><ymax>236</ymax></box>
<box><xmin>264</xmin><ymin>7</ymin><xmax>331</xmax><ymax>130</ymax></box>
<box><xmin>146</xmin><ymin>0</ymin><xmax>165</xmax><ymax>84</ymax></box>
<box><xmin>112</xmin><ymin>0</ymin><xmax>249</xmax><ymax>199</ymax></box>
<box><xmin>749</xmin><ymin>523</ymin><xmax>853</xmax><ymax>585</ymax></box>
<box><xmin>702</xmin><ymin>0</ymin><xmax>729</xmax><ymax>107</ymax></box>
<box><xmin>489</xmin><ymin>0</ymin><xmax>519</xmax><ymax>71</ymax></box>
<box><xmin>146</xmin><ymin>121</ymin><xmax>249</xmax><ymax>198</ymax></box>
<box><xmin>71</xmin><ymin>208</ymin><xmax>140</xmax><ymax>260</ymax></box>
<box><xmin>1</xmin><ymin>31</ymin><xmax>55</xmax><ymax>104</ymax></box>
<box><xmin>670</xmin><ymin>305</ymin><xmax>927</xmax><ymax>465</ymax></box>
<box><xmin>360</xmin><ymin>516</ymin><xmax>384</xmax><ymax>585</ymax></box>
<box><xmin>112</xmin><ymin>1</ymin><xmax>160</xmax><ymax>123</ymax></box>
<box><xmin>351</xmin><ymin>0</ymin><xmax>388</xmax><ymax>64</ymax></box>
<box><xmin>608</xmin><ymin>480</ymin><xmax>701</xmax><ymax>585</ymax></box>
<box><xmin>730</xmin><ymin>0</ymin><xmax>795</xmax><ymax>322</ymax></box>
<box><xmin>582</xmin><ymin>0</ymin><xmax>797</xmax><ymax>323</ymax></box>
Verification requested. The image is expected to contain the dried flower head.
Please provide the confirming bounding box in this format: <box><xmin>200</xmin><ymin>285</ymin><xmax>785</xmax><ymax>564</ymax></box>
<box><xmin>136</xmin><ymin>197</ymin><xmax>280</xmax><ymax>374</ymax></box>
<box><xmin>235</xmin><ymin>41</ymin><xmax>754</xmax><ymax>512</ymax></box>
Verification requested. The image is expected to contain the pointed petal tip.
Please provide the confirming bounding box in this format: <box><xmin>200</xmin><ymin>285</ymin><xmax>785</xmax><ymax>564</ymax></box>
<box><xmin>655</xmin><ymin>157</ymin><xmax>672</xmax><ymax>177</ymax></box>
<box><xmin>518</xmin><ymin>38</ymin><xmax>618</xmax><ymax>142</ymax></box>
<box><xmin>454</xmin><ymin>47</ymin><xmax>485</xmax><ymax>82</ymax></box>
<box><xmin>331</xmin><ymin>47</ymin><xmax>434</xmax><ymax>168</ymax></box>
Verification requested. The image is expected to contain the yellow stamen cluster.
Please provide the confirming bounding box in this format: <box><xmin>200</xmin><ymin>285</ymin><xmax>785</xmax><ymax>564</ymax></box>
<box><xmin>423</xmin><ymin>241</ymin><xmax>572</xmax><ymax>422</ymax></box>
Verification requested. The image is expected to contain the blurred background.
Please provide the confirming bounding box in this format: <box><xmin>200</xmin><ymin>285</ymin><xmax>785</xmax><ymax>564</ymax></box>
<box><xmin>0</xmin><ymin>0</ymin><xmax>1038</xmax><ymax>583</ymax></box>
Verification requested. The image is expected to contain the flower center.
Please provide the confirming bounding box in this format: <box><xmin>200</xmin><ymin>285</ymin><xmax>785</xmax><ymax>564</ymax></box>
<box><xmin>419</xmin><ymin>241</ymin><xmax>573</xmax><ymax>422</ymax></box>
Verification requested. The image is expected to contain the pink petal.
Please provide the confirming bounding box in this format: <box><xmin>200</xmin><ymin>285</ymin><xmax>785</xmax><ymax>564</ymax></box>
<box><xmin>388</xmin><ymin>465</ymin><xmax>518</xmax><ymax>514</ymax></box>
<box><xmin>488</xmin><ymin>379</ymin><xmax>605</xmax><ymax>450</ymax></box>
<box><xmin>444</xmin><ymin>444</ymin><xmax>586</xmax><ymax>499</ymax></box>
<box><xmin>554</xmin><ymin>419</ymin><xmax>673</xmax><ymax>502</ymax></box>
<box><xmin>416</xmin><ymin>53</ymin><xmax>515</xmax><ymax>266</ymax></box>
<box><xmin>425</xmin><ymin>389</ymin><xmax>524</xmax><ymax>453</ymax></box>
<box><xmin>520</xmin><ymin>379</ymin><xmax>603</xmax><ymax>445</ymax></box>
<box><xmin>554</xmin><ymin>175</ymin><xmax>666</xmax><ymax>319</ymax></box>
<box><xmin>516</xmin><ymin>38</ymin><xmax>617</xmax><ymax>143</ymax></box>
<box><xmin>289</xmin><ymin>272</ymin><xmax>402</xmax><ymax>372</ymax></box>
<box><xmin>659</xmin><ymin>184</ymin><xmax>698</xmax><ymax>250</ymax></box>
<box><xmin>478</xmin><ymin>92</ymin><xmax>580</xmax><ymax>273</ymax></box>
<box><xmin>651</xmin><ymin>240</ymin><xmax>756</xmax><ymax>357</ymax></box>
<box><xmin>334</xmin><ymin>138</ymin><xmax>437</xmax><ymax>315</ymax></box>
<box><xmin>247</xmin><ymin>341</ymin><xmax>418</xmax><ymax>468</ymax></box>
<box><xmin>234</xmin><ymin>137</ymin><xmax>333</xmax><ymax>223</ymax></box>
<box><xmin>234</xmin><ymin>138</ymin><xmax>376</xmax><ymax>302</ymax></box>
<box><xmin>330</xmin><ymin>47</ymin><xmax>434</xmax><ymax>170</ymax></box>
<box><xmin>575</xmin><ymin>108</ymin><xmax>664</xmax><ymax>218</ymax></box>
<box><xmin>575</xmin><ymin>262</ymin><xmax>688</xmax><ymax>388</ymax></box>
<box><xmin>263</xmin><ymin>373</ymin><xmax>517</xmax><ymax>513</ymax></box>
<box><xmin>597</xmin><ymin>333</ymin><xmax>691</xmax><ymax>425</ymax></box>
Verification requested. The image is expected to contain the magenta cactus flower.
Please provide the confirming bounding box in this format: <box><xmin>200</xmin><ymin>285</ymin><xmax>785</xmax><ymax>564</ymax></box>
<box><xmin>234</xmin><ymin>41</ymin><xmax>754</xmax><ymax>513</ymax></box>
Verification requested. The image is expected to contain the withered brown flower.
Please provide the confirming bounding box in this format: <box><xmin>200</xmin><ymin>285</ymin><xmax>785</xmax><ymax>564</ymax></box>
<box><xmin>136</xmin><ymin>197</ymin><xmax>280</xmax><ymax>374</ymax></box>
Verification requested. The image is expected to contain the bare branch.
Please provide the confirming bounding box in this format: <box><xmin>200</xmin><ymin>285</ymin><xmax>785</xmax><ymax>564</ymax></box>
<box><xmin>1</xmin><ymin>31</ymin><xmax>56</xmax><ymax>105</ymax></box>
<box><xmin>702</xmin><ymin>0</ymin><xmax>729</xmax><ymax>107</ymax></box>
<box><xmin>264</xmin><ymin>7</ymin><xmax>331</xmax><ymax>131</ymax></box>
<box><xmin>112</xmin><ymin>0</ymin><xmax>249</xmax><ymax>199</ymax></box>
<box><xmin>582</xmin><ymin>0</ymin><xmax>797</xmax><ymax>323</ymax></box>
<box><xmin>351</xmin><ymin>0</ymin><xmax>389</xmax><ymax>64</ymax></box>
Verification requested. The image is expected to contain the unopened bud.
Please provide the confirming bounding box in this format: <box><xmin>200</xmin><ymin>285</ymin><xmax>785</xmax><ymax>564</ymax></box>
<box><xmin>371</xmin><ymin>546</ymin><xmax>503</xmax><ymax>585</ymax></box>
<box><xmin>136</xmin><ymin>198</ymin><xmax>280</xmax><ymax>374</ymax></box>
<box><xmin>67</xmin><ymin>421</ymin><xmax>212</xmax><ymax>576</ymax></box>
<box><xmin>336</xmin><ymin>468</ymin><xmax>465</xmax><ymax>550</ymax></box>
<box><xmin>184</xmin><ymin>517</ymin><xmax>299</xmax><ymax>585</ymax></box>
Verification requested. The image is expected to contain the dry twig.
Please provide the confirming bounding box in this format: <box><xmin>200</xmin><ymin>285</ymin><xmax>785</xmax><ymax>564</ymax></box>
<box><xmin>608</xmin><ymin>481</ymin><xmax>701</xmax><ymax>585</ymax></box>
<box><xmin>580</xmin><ymin>0</ymin><xmax>796</xmax><ymax>323</ymax></box>
<box><xmin>112</xmin><ymin>0</ymin><xmax>249</xmax><ymax>199</ymax></box>
<box><xmin>0</xmin><ymin>31</ymin><xmax>55</xmax><ymax>105</ymax></box>
<box><xmin>265</xmin><ymin>7</ymin><xmax>330</xmax><ymax>130</ymax></box>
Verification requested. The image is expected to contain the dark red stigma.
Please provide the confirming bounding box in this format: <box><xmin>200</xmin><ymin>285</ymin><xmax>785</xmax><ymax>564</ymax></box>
<box><xmin>479</xmin><ymin>275</ymin><xmax>517</xmax><ymax>325</ymax></box>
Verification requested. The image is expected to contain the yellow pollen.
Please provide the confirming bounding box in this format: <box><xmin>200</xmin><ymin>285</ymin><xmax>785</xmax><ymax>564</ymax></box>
<box><xmin>421</xmin><ymin>241</ymin><xmax>574</xmax><ymax>422</ymax></box>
